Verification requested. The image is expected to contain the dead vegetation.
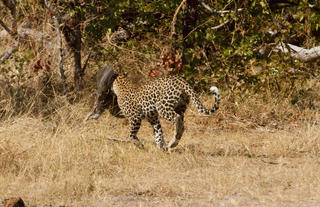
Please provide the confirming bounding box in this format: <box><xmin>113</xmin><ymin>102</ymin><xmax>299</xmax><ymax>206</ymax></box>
<box><xmin>0</xmin><ymin>10</ymin><xmax>319</xmax><ymax>207</ymax></box>
<box><xmin>0</xmin><ymin>81</ymin><xmax>319</xmax><ymax>206</ymax></box>
<box><xmin>1</xmin><ymin>30</ymin><xmax>320</xmax><ymax>205</ymax></box>
<box><xmin>1</xmin><ymin>1</ymin><xmax>320</xmax><ymax>206</ymax></box>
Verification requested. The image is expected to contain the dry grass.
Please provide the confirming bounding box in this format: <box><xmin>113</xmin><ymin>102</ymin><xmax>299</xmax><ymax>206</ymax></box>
<box><xmin>2</xmin><ymin>11</ymin><xmax>320</xmax><ymax>207</ymax></box>
<box><xmin>0</xmin><ymin>97</ymin><xmax>320</xmax><ymax>206</ymax></box>
<box><xmin>1</xmin><ymin>44</ymin><xmax>320</xmax><ymax>206</ymax></box>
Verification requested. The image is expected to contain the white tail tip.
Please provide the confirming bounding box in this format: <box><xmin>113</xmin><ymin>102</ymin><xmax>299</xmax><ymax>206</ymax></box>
<box><xmin>209</xmin><ymin>86</ymin><xmax>219</xmax><ymax>94</ymax></box>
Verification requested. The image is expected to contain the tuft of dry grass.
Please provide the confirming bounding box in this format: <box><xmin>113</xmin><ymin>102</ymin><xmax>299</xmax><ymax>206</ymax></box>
<box><xmin>0</xmin><ymin>98</ymin><xmax>320</xmax><ymax>206</ymax></box>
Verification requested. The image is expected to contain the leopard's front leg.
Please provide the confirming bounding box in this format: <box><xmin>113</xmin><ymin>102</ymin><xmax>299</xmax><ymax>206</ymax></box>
<box><xmin>128</xmin><ymin>117</ymin><xmax>144</xmax><ymax>149</ymax></box>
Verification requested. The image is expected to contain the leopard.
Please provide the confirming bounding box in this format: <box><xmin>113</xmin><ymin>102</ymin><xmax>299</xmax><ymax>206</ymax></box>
<box><xmin>111</xmin><ymin>73</ymin><xmax>221</xmax><ymax>151</ymax></box>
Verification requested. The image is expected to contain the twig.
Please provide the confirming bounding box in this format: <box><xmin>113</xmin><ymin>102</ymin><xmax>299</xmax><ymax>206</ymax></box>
<box><xmin>199</xmin><ymin>0</ymin><xmax>244</xmax><ymax>14</ymax></box>
<box><xmin>210</xmin><ymin>19</ymin><xmax>231</xmax><ymax>30</ymax></box>
<box><xmin>184</xmin><ymin>0</ymin><xmax>244</xmax><ymax>37</ymax></box>
<box><xmin>106</xmin><ymin>137</ymin><xmax>145</xmax><ymax>149</ymax></box>
<box><xmin>106</xmin><ymin>137</ymin><xmax>131</xmax><ymax>143</ymax></box>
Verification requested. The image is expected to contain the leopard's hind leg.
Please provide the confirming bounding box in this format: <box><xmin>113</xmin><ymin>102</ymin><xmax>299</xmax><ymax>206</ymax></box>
<box><xmin>166</xmin><ymin>98</ymin><xmax>188</xmax><ymax>149</ymax></box>
<box><xmin>158</xmin><ymin>109</ymin><xmax>185</xmax><ymax>150</ymax></box>
<box><xmin>167</xmin><ymin>113</ymin><xmax>184</xmax><ymax>149</ymax></box>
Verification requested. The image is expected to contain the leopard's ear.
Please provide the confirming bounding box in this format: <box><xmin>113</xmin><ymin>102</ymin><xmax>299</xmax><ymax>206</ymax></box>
<box><xmin>112</xmin><ymin>73</ymin><xmax>119</xmax><ymax>80</ymax></box>
<box><xmin>113</xmin><ymin>67</ymin><xmax>127</xmax><ymax>77</ymax></box>
<box><xmin>114</xmin><ymin>63</ymin><xmax>127</xmax><ymax>76</ymax></box>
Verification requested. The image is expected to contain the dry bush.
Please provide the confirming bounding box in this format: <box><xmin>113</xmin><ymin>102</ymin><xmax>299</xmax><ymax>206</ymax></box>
<box><xmin>0</xmin><ymin>24</ymin><xmax>98</xmax><ymax>120</ymax></box>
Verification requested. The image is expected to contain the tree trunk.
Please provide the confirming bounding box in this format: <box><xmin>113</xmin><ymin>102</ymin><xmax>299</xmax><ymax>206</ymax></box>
<box><xmin>62</xmin><ymin>10</ymin><xmax>83</xmax><ymax>90</ymax></box>
<box><xmin>53</xmin><ymin>16</ymin><xmax>67</xmax><ymax>93</ymax></box>
<box><xmin>73</xmin><ymin>31</ymin><xmax>82</xmax><ymax>90</ymax></box>
<box><xmin>72</xmin><ymin>9</ymin><xmax>83</xmax><ymax>91</ymax></box>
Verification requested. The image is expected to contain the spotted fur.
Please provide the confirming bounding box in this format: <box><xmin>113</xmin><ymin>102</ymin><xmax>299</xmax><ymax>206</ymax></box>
<box><xmin>112</xmin><ymin>74</ymin><xmax>221</xmax><ymax>151</ymax></box>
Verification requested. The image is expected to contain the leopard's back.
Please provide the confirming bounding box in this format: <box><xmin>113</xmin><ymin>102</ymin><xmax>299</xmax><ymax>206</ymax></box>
<box><xmin>111</xmin><ymin>74</ymin><xmax>220</xmax><ymax>151</ymax></box>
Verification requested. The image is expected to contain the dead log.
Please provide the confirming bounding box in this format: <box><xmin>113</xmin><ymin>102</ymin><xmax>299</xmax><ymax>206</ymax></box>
<box><xmin>84</xmin><ymin>65</ymin><xmax>123</xmax><ymax>121</ymax></box>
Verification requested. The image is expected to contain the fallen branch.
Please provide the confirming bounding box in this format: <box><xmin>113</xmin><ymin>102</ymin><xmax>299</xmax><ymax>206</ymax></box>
<box><xmin>275</xmin><ymin>42</ymin><xmax>320</xmax><ymax>62</ymax></box>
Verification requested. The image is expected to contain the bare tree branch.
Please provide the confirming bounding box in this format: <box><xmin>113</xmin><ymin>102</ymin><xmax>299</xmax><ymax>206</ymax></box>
<box><xmin>210</xmin><ymin>19</ymin><xmax>231</xmax><ymax>30</ymax></box>
<box><xmin>199</xmin><ymin>0</ymin><xmax>244</xmax><ymax>31</ymax></box>
<box><xmin>170</xmin><ymin>0</ymin><xmax>187</xmax><ymax>40</ymax></box>
<box><xmin>199</xmin><ymin>0</ymin><xmax>244</xmax><ymax>14</ymax></box>
<box><xmin>275</xmin><ymin>42</ymin><xmax>320</xmax><ymax>62</ymax></box>
<box><xmin>44</xmin><ymin>0</ymin><xmax>67</xmax><ymax>92</ymax></box>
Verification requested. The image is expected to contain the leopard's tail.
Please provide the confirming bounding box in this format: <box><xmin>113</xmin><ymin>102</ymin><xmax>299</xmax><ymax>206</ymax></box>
<box><xmin>186</xmin><ymin>85</ymin><xmax>220</xmax><ymax>115</ymax></box>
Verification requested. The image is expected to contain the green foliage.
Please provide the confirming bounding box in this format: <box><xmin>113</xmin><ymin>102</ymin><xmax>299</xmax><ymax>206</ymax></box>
<box><xmin>1</xmin><ymin>0</ymin><xmax>319</xmax><ymax>95</ymax></box>
<box><xmin>167</xmin><ymin>0</ymin><xmax>320</xmax><ymax>93</ymax></box>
